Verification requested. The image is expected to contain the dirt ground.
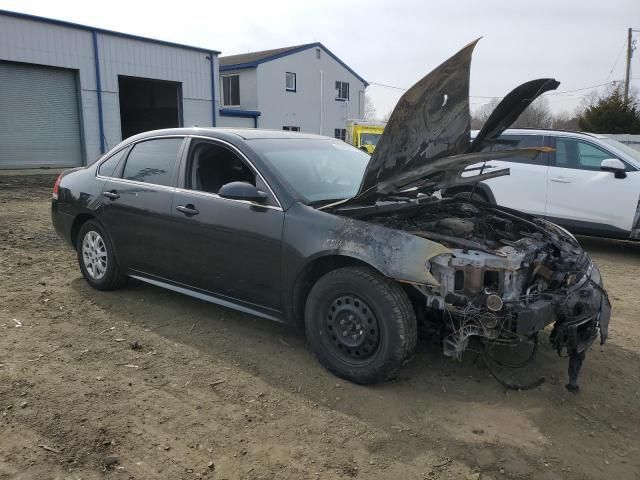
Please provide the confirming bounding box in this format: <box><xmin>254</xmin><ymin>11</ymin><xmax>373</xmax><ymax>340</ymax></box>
<box><xmin>1</xmin><ymin>175</ymin><xmax>639</xmax><ymax>480</ymax></box>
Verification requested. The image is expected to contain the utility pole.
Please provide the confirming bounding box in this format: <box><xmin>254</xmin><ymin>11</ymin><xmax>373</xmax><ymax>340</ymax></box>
<box><xmin>625</xmin><ymin>28</ymin><xmax>632</xmax><ymax>103</ymax></box>
<box><xmin>624</xmin><ymin>28</ymin><xmax>639</xmax><ymax>103</ymax></box>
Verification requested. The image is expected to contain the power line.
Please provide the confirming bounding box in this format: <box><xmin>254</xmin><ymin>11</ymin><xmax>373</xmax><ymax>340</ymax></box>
<box><xmin>606</xmin><ymin>39</ymin><xmax>628</xmax><ymax>81</ymax></box>
<box><xmin>368</xmin><ymin>79</ymin><xmax>621</xmax><ymax>99</ymax></box>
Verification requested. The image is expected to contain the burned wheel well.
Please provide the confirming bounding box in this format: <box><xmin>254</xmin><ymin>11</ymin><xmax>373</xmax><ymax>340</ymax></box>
<box><xmin>293</xmin><ymin>256</ymin><xmax>386</xmax><ymax>326</ymax></box>
<box><xmin>442</xmin><ymin>185</ymin><xmax>495</xmax><ymax>204</ymax></box>
<box><xmin>70</xmin><ymin>214</ymin><xmax>96</xmax><ymax>249</ymax></box>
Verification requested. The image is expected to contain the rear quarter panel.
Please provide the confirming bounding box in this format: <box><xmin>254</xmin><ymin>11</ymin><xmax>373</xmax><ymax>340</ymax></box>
<box><xmin>51</xmin><ymin>166</ymin><xmax>106</xmax><ymax>245</ymax></box>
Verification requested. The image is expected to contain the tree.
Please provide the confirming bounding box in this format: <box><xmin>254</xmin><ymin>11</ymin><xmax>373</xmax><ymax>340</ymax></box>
<box><xmin>473</xmin><ymin>97</ymin><xmax>565</xmax><ymax>130</ymax></box>
<box><xmin>511</xmin><ymin>98</ymin><xmax>553</xmax><ymax>129</ymax></box>
<box><xmin>577</xmin><ymin>84</ymin><xmax>640</xmax><ymax>133</ymax></box>
<box><xmin>471</xmin><ymin>99</ymin><xmax>500</xmax><ymax>129</ymax></box>
<box><xmin>551</xmin><ymin>112</ymin><xmax>580</xmax><ymax>131</ymax></box>
<box><xmin>363</xmin><ymin>93</ymin><xmax>377</xmax><ymax>120</ymax></box>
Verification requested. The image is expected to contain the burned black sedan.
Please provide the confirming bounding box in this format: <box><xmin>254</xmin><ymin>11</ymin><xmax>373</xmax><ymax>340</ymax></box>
<box><xmin>52</xmin><ymin>40</ymin><xmax>609</xmax><ymax>392</ymax></box>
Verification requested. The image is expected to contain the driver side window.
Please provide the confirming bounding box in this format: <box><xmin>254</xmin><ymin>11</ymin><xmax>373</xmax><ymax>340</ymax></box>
<box><xmin>187</xmin><ymin>141</ymin><xmax>255</xmax><ymax>194</ymax></box>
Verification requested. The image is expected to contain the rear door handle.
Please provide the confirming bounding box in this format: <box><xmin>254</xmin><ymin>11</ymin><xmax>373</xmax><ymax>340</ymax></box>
<box><xmin>176</xmin><ymin>204</ymin><xmax>199</xmax><ymax>216</ymax></box>
<box><xmin>103</xmin><ymin>190</ymin><xmax>120</xmax><ymax>200</ymax></box>
<box><xmin>550</xmin><ymin>177</ymin><xmax>571</xmax><ymax>183</ymax></box>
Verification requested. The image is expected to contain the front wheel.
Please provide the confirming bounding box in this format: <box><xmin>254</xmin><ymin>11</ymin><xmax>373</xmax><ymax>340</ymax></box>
<box><xmin>77</xmin><ymin>220</ymin><xmax>127</xmax><ymax>290</ymax></box>
<box><xmin>304</xmin><ymin>266</ymin><xmax>417</xmax><ymax>384</ymax></box>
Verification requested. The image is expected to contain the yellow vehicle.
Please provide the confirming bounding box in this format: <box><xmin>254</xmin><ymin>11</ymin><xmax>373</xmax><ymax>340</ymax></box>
<box><xmin>346</xmin><ymin>120</ymin><xmax>386</xmax><ymax>154</ymax></box>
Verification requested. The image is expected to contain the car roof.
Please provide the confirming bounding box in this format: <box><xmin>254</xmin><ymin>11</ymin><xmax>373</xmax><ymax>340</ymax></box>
<box><xmin>123</xmin><ymin>127</ymin><xmax>331</xmax><ymax>143</ymax></box>
<box><xmin>470</xmin><ymin>128</ymin><xmax>608</xmax><ymax>140</ymax></box>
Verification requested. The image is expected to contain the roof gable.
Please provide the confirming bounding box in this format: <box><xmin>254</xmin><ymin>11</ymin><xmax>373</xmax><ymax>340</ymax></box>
<box><xmin>219</xmin><ymin>42</ymin><xmax>368</xmax><ymax>86</ymax></box>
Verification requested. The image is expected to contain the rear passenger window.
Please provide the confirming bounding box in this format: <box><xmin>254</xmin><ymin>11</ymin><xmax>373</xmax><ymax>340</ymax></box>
<box><xmin>98</xmin><ymin>148</ymin><xmax>127</xmax><ymax>177</ymax></box>
<box><xmin>122</xmin><ymin>138</ymin><xmax>183</xmax><ymax>186</ymax></box>
<box><xmin>481</xmin><ymin>135</ymin><xmax>545</xmax><ymax>165</ymax></box>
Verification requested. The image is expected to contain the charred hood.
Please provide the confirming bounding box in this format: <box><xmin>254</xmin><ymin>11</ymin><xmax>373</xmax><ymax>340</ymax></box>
<box><xmin>339</xmin><ymin>40</ymin><xmax>559</xmax><ymax>207</ymax></box>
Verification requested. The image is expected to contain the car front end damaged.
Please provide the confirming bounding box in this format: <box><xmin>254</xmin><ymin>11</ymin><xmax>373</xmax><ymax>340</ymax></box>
<box><xmin>332</xmin><ymin>196</ymin><xmax>610</xmax><ymax>392</ymax></box>
<box><xmin>314</xmin><ymin>36</ymin><xmax>613</xmax><ymax>391</ymax></box>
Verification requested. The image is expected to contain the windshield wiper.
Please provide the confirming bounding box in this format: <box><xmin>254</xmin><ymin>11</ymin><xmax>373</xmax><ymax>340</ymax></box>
<box><xmin>307</xmin><ymin>197</ymin><xmax>348</xmax><ymax>206</ymax></box>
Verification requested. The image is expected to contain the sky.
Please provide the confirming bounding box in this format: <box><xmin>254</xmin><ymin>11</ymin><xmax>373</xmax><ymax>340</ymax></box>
<box><xmin>1</xmin><ymin>0</ymin><xmax>638</xmax><ymax>119</ymax></box>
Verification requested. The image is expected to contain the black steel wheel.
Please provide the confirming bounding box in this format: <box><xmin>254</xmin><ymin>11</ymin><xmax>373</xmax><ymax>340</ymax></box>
<box><xmin>323</xmin><ymin>294</ymin><xmax>381</xmax><ymax>363</ymax></box>
<box><xmin>305</xmin><ymin>266</ymin><xmax>417</xmax><ymax>384</ymax></box>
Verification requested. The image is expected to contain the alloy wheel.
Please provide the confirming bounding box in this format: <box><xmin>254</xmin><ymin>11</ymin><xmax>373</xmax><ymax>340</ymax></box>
<box><xmin>82</xmin><ymin>230</ymin><xmax>108</xmax><ymax>280</ymax></box>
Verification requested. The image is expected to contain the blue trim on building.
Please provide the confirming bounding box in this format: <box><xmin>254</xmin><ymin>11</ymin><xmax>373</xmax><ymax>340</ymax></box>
<box><xmin>220</xmin><ymin>42</ymin><xmax>368</xmax><ymax>87</ymax></box>
<box><xmin>209</xmin><ymin>53</ymin><xmax>217</xmax><ymax>127</ymax></box>
<box><xmin>91</xmin><ymin>30</ymin><xmax>106</xmax><ymax>154</ymax></box>
<box><xmin>0</xmin><ymin>9</ymin><xmax>221</xmax><ymax>54</ymax></box>
<box><xmin>219</xmin><ymin>109</ymin><xmax>261</xmax><ymax>128</ymax></box>
<box><xmin>219</xmin><ymin>109</ymin><xmax>261</xmax><ymax>118</ymax></box>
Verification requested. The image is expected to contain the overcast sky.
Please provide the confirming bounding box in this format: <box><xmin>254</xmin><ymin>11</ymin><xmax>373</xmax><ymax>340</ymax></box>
<box><xmin>1</xmin><ymin>0</ymin><xmax>638</xmax><ymax>118</ymax></box>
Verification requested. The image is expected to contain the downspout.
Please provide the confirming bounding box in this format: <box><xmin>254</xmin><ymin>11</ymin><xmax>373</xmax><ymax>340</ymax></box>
<box><xmin>319</xmin><ymin>70</ymin><xmax>323</xmax><ymax>135</ymax></box>
<box><xmin>209</xmin><ymin>52</ymin><xmax>217</xmax><ymax>127</ymax></box>
<box><xmin>91</xmin><ymin>30</ymin><xmax>106</xmax><ymax>154</ymax></box>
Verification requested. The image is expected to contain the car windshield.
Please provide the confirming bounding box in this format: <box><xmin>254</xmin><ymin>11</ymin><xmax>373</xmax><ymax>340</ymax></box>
<box><xmin>600</xmin><ymin>137</ymin><xmax>640</xmax><ymax>164</ymax></box>
<box><xmin>360</xmin><ymin>133</ymin><xmax>381</xmax><ymax>146</ymax></box>
<box><xmin>251</xmin><ymin>138</ymin><xmax>370</xmax><ymax>203</ymax></box>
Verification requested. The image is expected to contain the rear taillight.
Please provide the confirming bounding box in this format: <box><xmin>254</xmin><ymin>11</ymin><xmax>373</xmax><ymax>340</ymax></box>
<box><xmin>52</xmin><ymin>174</ymin><xmax>62</xmax><ymax>200</ymax></box>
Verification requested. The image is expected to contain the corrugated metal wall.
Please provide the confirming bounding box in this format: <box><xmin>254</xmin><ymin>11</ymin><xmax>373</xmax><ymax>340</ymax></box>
<box><xmin>0</xmin><ymin>61</ymin><xmax>83</xmax><ymax>168</ymax></box>
<box><xmin>0</xmin><ymin>12</ymin><xmax>219</xmax><ymax>168</ymax></box>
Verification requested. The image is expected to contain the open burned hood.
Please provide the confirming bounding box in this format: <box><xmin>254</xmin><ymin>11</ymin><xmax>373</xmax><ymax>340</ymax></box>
<box><xmin>335</xmin><ymin>40</ymin><xmax>559</xmax><ymax>207</ymax></box>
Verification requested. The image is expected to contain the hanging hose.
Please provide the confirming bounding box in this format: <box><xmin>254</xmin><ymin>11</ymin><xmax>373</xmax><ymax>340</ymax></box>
<box><xmin>480</xmin><ymin>335</ymin><xmax>546</xmax><ymax>390</ymax></box>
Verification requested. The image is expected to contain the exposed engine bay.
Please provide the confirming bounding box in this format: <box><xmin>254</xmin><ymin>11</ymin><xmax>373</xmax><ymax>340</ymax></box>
<box><xmin>320</xmin><ymin>38</ymin><xmax>611</xmax><ymax>392</ymax></box>
<box><xmin>340</xmin><ymin>196</ymin><xmax>611</xmax><ymax>392</ymax></box>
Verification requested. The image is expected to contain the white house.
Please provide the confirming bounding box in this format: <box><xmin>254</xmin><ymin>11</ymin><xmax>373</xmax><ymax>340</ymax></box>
<box><xmin>218</xmin><ymin>43</ymin><xmax>368</xmax><ymax>139</ymax></box>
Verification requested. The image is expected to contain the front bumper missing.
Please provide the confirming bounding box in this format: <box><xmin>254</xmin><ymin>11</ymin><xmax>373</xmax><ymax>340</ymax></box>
<box><xmin>431</xmin><ymin>258</ymin><xmax>611</xmax><ymax>392</ymax></box>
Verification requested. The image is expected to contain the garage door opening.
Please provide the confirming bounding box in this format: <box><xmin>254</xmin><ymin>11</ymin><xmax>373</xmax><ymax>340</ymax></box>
<box><xmin>118</xmin><ymin>76</ymin><xmax>183</xmax><ymax>140</ymax></box>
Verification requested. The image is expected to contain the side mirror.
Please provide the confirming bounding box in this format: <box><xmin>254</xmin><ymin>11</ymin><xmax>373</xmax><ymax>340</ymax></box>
<box><xmin>600</xmin><ymin>158</ymin><xmax>627</xmax><ymax>179</ymax></box>
<box><xmin>218</xmin><ymin>181</ymin><xmax>268</xmax><ymax>203</ymax></box>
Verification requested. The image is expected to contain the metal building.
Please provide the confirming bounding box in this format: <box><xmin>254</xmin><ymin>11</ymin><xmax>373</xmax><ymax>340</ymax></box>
<box><xmin>0</xmin><ymin>10</ymin><xmax>220</xmax><ymax>169</ymax></box>
<box><xmin>219</xmin><ymin>43</ymin><xmax>368</xmax><ymax>138</ymax></box>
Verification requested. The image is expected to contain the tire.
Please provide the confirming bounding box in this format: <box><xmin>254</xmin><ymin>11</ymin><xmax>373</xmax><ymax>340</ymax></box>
<box><xmin>304</xmin><ymin>266</ymin><xmax>417</xmax><ymax>384</ymax></box>
<box><xmin>76</xmin><ymin>220</ymin><xmax>127</xmax><ymax>291</ymax></box>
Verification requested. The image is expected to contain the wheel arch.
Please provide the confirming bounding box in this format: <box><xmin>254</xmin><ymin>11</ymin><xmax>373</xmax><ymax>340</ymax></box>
<box><xmin>442</xmin><ymin>183</ymin><xmax>496</xmax><ymax>204</ymax></box>
<box><xmin>291</xmin><ymin>253</ymin><xmax>386</xmax><ymax>326</ymax></box>
<box><xmin>70</xmin><ymin>213</ymin><xmax>98</xmax><ymax>249</ymax></box>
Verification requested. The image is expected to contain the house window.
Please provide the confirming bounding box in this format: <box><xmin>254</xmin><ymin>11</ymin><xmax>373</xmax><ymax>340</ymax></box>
<box><xmin>335</xmin><ymin>81</ymin><xmax>349</xmax><ymax>101</ymax></box>
<box><xmin>334</xmin><ymin>129</ymin><xmax>346</xmax><ymax>141</ymax></box>
<box><xmin>283</xmin><ymin>126</ymin><xmax>301</xmax><ymax>132</ymax></box>
<box><xmin>222</xmin><ymin>75</ymin><xmax>240</xmax><ymax>106</ymax></box>
<box><xmin>316</xmin><ymin>48</ymin><xmax>321</xmax><ymax>59</ymax></box>
<box><xmin>286</xmin><ymin>72</ymin><xmax>296</xmax><ymax>92</ymax></box>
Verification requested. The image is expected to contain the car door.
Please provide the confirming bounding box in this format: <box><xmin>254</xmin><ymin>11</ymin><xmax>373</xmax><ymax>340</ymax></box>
<box><xmin>169</xmin><ymin>138</ymin><xmax>284</xmax><ymax>311</ymax></box>
<box><xmin>477</xmin><ymin>134</ymin><xmax>550</xmax><ymax>216</ymax></box>
<box><xmin>100</xmin><ymin>136</ymin><xmax>185</xmax><ymax>278</ymax></box>
<box><xmin>545</xmin><ymin>136</ymin><xmax>640</xmax><ymax>236</ymax></box>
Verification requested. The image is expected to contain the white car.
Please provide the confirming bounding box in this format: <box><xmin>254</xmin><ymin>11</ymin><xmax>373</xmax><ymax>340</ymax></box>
<box><xmin>447</xmin><ymin>129</ymin><xmax>640</xmax><ymax>240</ymax></box>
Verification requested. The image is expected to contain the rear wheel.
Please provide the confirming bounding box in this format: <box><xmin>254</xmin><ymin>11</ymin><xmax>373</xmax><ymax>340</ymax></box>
<box><xmin>77</xmin><ymin>220</ymin><xmax>127</xmax><ymax>290</ymax></box>
<box><xmin>304</xmin><ymin>266</ymin><xmax>417</xmax><ymax>384</ymax></box>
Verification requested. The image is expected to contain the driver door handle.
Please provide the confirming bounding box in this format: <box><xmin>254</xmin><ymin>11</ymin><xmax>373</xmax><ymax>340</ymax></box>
<box><xmin>550</xmin><ymin>177</ymin><xmax>571</xmax><ymax>183</ymax></box>
<box><xmin>176</xmin><ymin>204</ymin><xmax>199</xmax><ymax>216</ymax></box>
<box><xmin>103</xmin><ymin>190</ymin><xmax>120</xmax><ymax>200</ymax></box>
